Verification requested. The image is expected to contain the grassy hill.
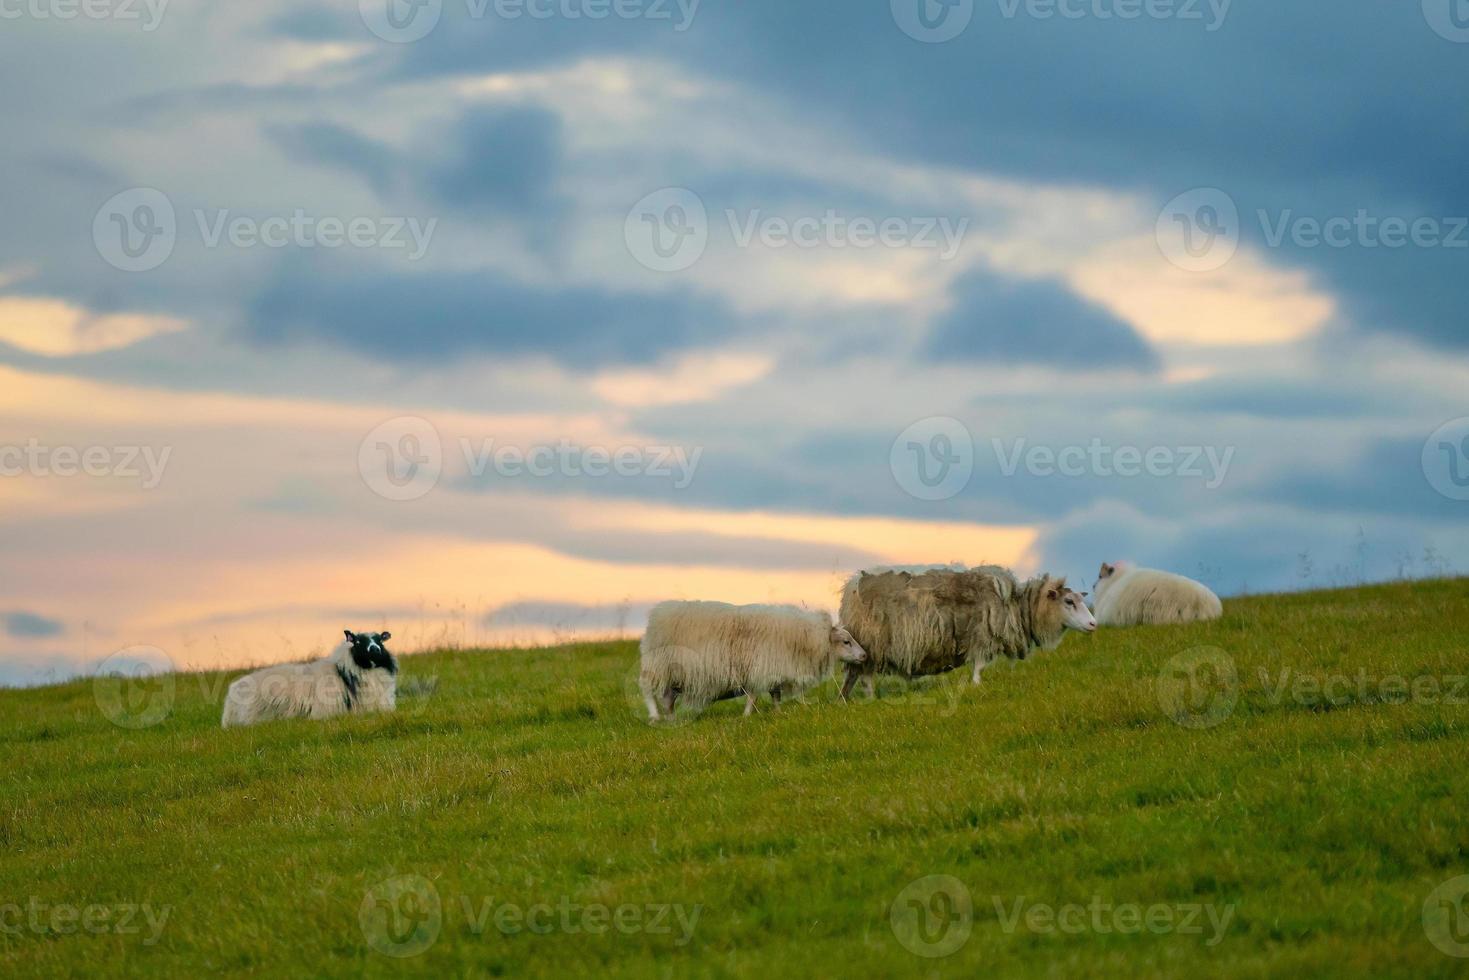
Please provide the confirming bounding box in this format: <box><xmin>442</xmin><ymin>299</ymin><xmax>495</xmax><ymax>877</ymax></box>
<box><xmin>3</xmin><ymin>579</ymin><xmax>1468</xmax><ymax>978</ymax></box>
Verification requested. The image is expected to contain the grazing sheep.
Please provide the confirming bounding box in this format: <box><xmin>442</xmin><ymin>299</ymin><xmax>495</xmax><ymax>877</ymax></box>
<box><xmin>221</xmin><ymin>630</ymin><xmax>397</xmax><ymax>728</ymax></box>
<box><xmin>639</xmin><ymin>601</ymin><xmax>867</xmax><ymax>721</ymax></box>
<box><xmin>837</xmin><ymin>566</ymin><xmax>1095</xmax><ymax>698</ymax></box>
<box><xmin>1093</xmin><ymin>561</ymin><xmax>1222</xmax><ymax>626</ymax></box>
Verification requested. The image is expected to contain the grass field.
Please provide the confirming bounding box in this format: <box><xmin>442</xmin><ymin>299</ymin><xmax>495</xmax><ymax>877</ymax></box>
<box><xmin>3</xmin><ymin>579</ymin><xmax>1469</xmax><ymax>977</ymax></box>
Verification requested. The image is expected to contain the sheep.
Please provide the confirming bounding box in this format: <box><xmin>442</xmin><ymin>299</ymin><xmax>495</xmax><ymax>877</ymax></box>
<box><xmin>221</xmin><ymin>630</ymin><xmax>397</xmax><ymax>728</ymax></box>
<box><xmin>1093</xmin><ymin>561</ymin><xmax>1222</xmax><ymax>626</ymax></box>
<box><xmin>837</xmin><ymin>566</ymin><xmax>1096</xmax><ymax>698</ymax></box>
<box><xmin>638</xmin><ymin>601</ymin><xmax>867</xmax><ymax>721</ymax></box>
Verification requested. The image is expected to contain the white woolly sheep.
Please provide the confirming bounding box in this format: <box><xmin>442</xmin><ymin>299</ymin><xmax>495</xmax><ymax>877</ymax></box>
<box><xmin>837</xmin><ymin>565</ymin><xmax>1096</xmax><ymax>698</ymax></box>
<box><xmin>221</xmin><ymin>630</ymin><xmax>397</xmax><ymax>728</ymax></box>
<box><xmin>1093</xmin><ymin>561</ymin><xmax>1222</xmax><ymax>626</ymax></box>
<box><xmin>639</xmin><ymin>601</ymin><xmax>867</xmax><ymax>720</ymax></box>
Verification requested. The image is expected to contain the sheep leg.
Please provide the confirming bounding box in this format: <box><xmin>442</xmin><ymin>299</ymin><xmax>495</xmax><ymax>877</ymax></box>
<box><xmin>643</xmin><ymin>690</ymin><xmax>661</xmax><ymax>722</ymax></box>
<box><xmin>661</xmin><ymin>687</ymin><xmax>678</xmax><ymax>717</ymax></box>
<box><xmin>863</xmin><ymin>675</ymin><xmax>876</xmax><ymax>700</ymax></box>
<box><xmin>770</xmin><ymin>686</ymin><xmax>782</xmax><ymax>711</ymax></box>
<box><xmin>840</xmin><ymin>664</ymin><xmax>862</xmax><ymax>702</ymax></box>
<box><xmin>971</xmin><ymin>658</ymin><xmax>988</xmax><ymax>685</ymax></box>
<box><xmin>744</xmin><ymin>691</ymin><xmax>758</xmax><ymax>716</ymax></box>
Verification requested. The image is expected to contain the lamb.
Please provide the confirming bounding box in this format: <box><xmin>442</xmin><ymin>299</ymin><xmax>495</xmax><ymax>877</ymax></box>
<box><xmin>1093</xmin><ymin>561</ymin><xmax>1222</xmax><ymax>626</ymax></box>
<box><xmin>837</xmin><ymin>565</ymin><xmax>1095</xmax><ymax>698</ymax></box>
<box><xmin>221</xmin><ymin>630</ymin><xmax>397</xmax><ymax>728</ymax></box>
<box><xmin>638</xmin><ymin>601</ymin><xmax>867</xmax><ymax>721</ymax></box>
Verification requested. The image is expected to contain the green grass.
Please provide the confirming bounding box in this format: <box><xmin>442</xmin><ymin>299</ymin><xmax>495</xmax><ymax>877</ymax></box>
<box><xmin>3</xmin><ymin>579</ymin><xmax>1469</xmax><ymax>978</ymax></box>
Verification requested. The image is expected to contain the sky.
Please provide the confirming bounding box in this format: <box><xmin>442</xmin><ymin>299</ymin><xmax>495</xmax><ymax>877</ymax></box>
<box><xmin>1</xmin><ymin>0</ymin><xmax>1466</xmax><ymax>685</ymax></box>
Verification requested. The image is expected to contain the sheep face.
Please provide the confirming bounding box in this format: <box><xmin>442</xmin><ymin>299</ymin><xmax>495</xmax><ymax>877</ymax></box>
<box><xmin>345</xmin><ymin>630</ymin><xmax>398</xmax><ymax>674</ymax></box>
<box><xmin>1051</xmin><ymin>588</ymin><xmax>1097</xmax><ymax>634</ymax></box>
<box><xmin>831</xmin><ymin>626</ymin><xmax>868</xmax><ymax>664</ymax></box>
<box><xmin>1094</xmin><ymin>560</ymin><xmax>1133</xmax><ymax>606</ymax></box>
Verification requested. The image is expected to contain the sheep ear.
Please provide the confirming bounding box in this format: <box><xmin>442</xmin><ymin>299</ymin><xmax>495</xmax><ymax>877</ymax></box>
<box><xmin>1078</xmin><ymin>591</ymin><xmax>1089</xmax><ymax>599</ymax></box>
<box><xmin>1047</xmin><ymin>588</ymin><xmax>1059</xmax><ymax>600</ymax></box>
<box><xmin>379</xmin><ymin>631</ymin><xmax>391</xmax><ymax>641</ymax></box>
<box><xmin>1100</xmin><ymin>563</ymin><xmax>1113</xmax><ymax>577</ymax></box>
<box><xmin>344</xmin><ymin>630</ymin><xmax>355</xmax><ymax>642</ymax></box>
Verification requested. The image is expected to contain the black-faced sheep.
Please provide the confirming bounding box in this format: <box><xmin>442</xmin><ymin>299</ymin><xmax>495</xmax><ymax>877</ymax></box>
<box><xmin>837</xmin><ymin>566</ymin><xmax>1095</xmax><ymax>698</ymax></box>
<box><xmin>221</xmin><ymin>630</ymin><xmax>397</xmax><ymax>728</ymax></box>
<box><xmin>639</xmin><ymin>601</ymin><xmax>867</xmax><ymax>721</ymax></box>
<box><xmin>1093</xmin><ymin>561</ymin><xmax>1222</xmax><ymax>626</ymax></box>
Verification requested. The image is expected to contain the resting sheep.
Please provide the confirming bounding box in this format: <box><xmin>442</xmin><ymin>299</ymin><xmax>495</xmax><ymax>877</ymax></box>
<box><xmin>639</xmin><ymin>601</ymin><xmax>867</xmax><ymax>720</ymax></box>
<box><xmin>221</xmin><ymin>630</ymin><xmax>397</xmax><ymax>728</ymax></box>
<box><xmin>838</xmin><ymin>566</ymin><xmax>1096</xmax><ymax>698</ymax></box>
<box><xmin>1093</xmin><ymin>561</ymin><xmax>1222</xmax><ymax>626</ymax></box>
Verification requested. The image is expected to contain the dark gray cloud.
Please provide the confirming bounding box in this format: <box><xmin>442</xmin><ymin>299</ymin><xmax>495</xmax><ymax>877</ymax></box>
<box><xmin>4</xmin><ymin>612</ymin><xmax>63</xmax><ymax>639</ymax></box>
<box><xmin>244</xmin><ymin>256</ymin><xmax>733</xmax><ymax>367</ymax></box>
<box><xmin>926</xmin><ymin>269</ymin><xmax>1157</xmax><ymax>370</ymax></box>
<box><xmin>1253</xmin><ymin>437</ymin><xmax>1465</xmax><ymax>522</ymax></box>
<box><xmin>269</xmin><ymin>105</ymin><xmax>565</xmax><ymax>226</ymax></box>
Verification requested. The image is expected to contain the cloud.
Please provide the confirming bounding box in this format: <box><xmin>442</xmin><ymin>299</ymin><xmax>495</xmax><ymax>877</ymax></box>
<box><xmin>4</xmin><ymin>611</ymin><xmax>63</xmax><ymax>639</ymax></box>
<box><xmin>244</xmin><ymin>257</ymin><xmax>734</xmax><ymax>367</ymax></box>
<box><xmin>269</xmin><ymin>105</ymin><xmax>566</xmax><ymax>229</ymax></box>
<box><xmin>925</xmin><ymin>268</ymin><xmax>1157</xmax><ymax>370</ymax></box>
<box><xmin>0</xmin><ymin>296</ymin><xmax>189</xmax><ymax>358</ymax></box>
